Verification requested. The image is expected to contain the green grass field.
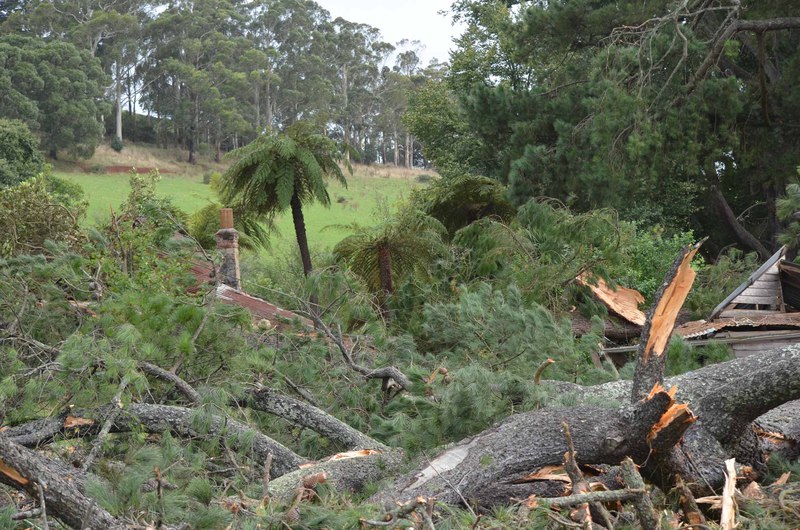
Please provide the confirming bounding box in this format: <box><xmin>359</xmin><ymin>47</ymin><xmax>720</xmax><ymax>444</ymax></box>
<box><xmin>57</xmin><ymin>167</ymin><xmax>425</xmax><ymax>255</ymax></box>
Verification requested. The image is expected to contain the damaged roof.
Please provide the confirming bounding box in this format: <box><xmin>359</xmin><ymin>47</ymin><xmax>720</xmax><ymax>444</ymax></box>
<box><xmin>675</xmin><ymin>313</ymin><xmax>800</xmax><ymax>339</ymax></box>
<box><xmin>189</xmin><ymin>257</ymin><xmax>312</xmax><ymax>330</ymax></box>
<box><xmin>709</xmin><ymin>246</ymin><xmax>786</xmax><ymax>319</ymax></box>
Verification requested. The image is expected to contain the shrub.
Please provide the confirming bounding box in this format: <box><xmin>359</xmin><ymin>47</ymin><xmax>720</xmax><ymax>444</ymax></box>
<box><xmin>111</xmin><ymin>135</ymin><xmax>124</xmax><ymax>152</ymax></box>
<box><xmin>0</xmin><ymin>118</ymin><xmax>44</xmax><ymax>187</ymax></box>
<box><xmin>0</xmin><ymin>176</ymin><xmax>86</xmax><ymax>257</ymax></box>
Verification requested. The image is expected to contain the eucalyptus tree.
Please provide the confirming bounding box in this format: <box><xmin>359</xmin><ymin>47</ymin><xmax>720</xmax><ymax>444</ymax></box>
<box><xmin>140</xmin><ymin>0</ymin><xmax>248</xmax><ymax>163</ymax></box>
<box><xmin>2</xmin><ymin>0</ymin><xmax>151</xmax><ymax>143</ymax></box>
<box><xmin>246</xmin><ymin>0</ymin><xmax>337</xmax><ymax>129</ymax></box>
<box><xmin>329</xmin><ymin>17</ymin><xmax>386</xmax><ymax>162</ymax></box>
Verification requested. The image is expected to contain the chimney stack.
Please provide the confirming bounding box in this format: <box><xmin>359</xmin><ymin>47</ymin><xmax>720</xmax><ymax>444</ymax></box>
<box><xmin>216</xmin><ymin>208</ymin><xmax>241</xmax><ymax>290</ymax></box>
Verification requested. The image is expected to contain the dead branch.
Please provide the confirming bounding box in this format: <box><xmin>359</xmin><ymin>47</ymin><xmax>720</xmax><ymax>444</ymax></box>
<box><xmin>246</xmin><ymin>385</ymin><xmax>386</xmax><ymax>450</ymax></box>
<box><xmin>530</xmin><ymin>487</ymin><xmax>645</xmax><ymax>508</ymax></box>
<box><xmin>309</xmin><ymin>311</ymin><xmax>411</xmax><ymax>391</ymax></box>
<box><xmin>562</xmin><ymin>421</ymin><xmax>601</xmax><ymax>527</ymax></box>
<box><xmin>534</xmin><ymin>358</ymin><xmax>555</xmax><ymax>385</ymax></box>
<box><xmin>675</xmin><ymin>474</ymin><xmax>706</xmax><ymax>526</ymax></box>
<box><xmin>360</xmin><ymin>496</ymin><xmax>431</xmax><ymax>528</ymax></box>
<box><xmin>688</xmin><ymin>17</ymin><xmax>800</xmax><ymax>94</ymax></box>
<box><xmin>138</xmin><ymin>361</ymin><xmax>202</xmax><ymax>404</ymax></box>
<box><xmin>82</xmin><ymin>376</ymin><xmax>129</xmax><ymax>471</ymax></box>
<box><xmin>620</xmin><ymin>458</ymin><xmax>660</xmax><ymax>530</ymax></box>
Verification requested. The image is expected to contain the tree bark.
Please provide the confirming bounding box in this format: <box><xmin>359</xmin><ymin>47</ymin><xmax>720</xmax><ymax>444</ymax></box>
<box><xmin>115</xmin><ymin>62</ymin><xmax>123</xmax><ymax>142</ymax></box>
<box><xmin>0</xmin><ymin>435</ymin><xmax>122</xmax><ymax>529</ymax></box>
<box><xmin>290</xmin><ymin>190</ymin><xmax>313</xmax><ymax>276</ymax></box>
<box><xmin>711</xmin><ymin>185</ymin><xmax>770</xmax><ymax>260</ymax></box>
<box><xmin>4</xmin><ymin>403</ymin><xmax>306</xmax><ymax>477</ymax></box>
<box><xmin>372</xmin><ymin>388</ymin><xmax>688</xmax><ymax>508</ymax></box>
<box><xmin>246</xmin><ymin>387</ymin><xmax>386</xmax><ymax>451</ymax></box>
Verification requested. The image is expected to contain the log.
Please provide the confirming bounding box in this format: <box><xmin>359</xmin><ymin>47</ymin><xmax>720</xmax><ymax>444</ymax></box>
<box><xmin>372</xmin><ymin>386</ymin><xmax>692</xmax><ymax>507</ymax></box>
<box><xmin>4</xmin><ymin>403</ymin><xmax>306</xmax><ymax>477</ymax></box>
<box><xmin>0</xmin><ymin>435</ymin><xmax>121</xmax><ymax>529</ymax></box>
<box><xmin>246</xmin><ymin>386</ymin><xmax>386</xmax><ymax>451</ymax></box>
<box><xmin>266</xmin><ymin>448</ymin><xmax>405</xmax><ymax>504</ymax></box>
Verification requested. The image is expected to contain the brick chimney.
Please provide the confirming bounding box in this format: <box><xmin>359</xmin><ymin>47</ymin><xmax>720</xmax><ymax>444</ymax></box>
<box><xmin>216</xmin><ymin>208</ymin><xmax>241</xmax><ymax>290</ymax></box>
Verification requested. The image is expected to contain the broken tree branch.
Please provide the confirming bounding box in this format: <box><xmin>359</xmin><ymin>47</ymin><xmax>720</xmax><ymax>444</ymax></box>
<box><xmin>0</xmin><ymin>435</ymin><xmax>121</xmax><ymax>529</ymax></box>
<box><xmin>631</xmin><ymin>241</ymin><xmax>703</xmax><ymax>402</ymax></box>
<box><xmin>82</xmin><ymin>376</ymin><xmax>129</xmax><ymax>471</ymax></box>
<box><xmin>620</xmin><ymin>457</ymin><xmax>660</xmax><ymax>530</ymax></box>
<box><xmin>4</xmin><ymin>403</ymin><xmax>307</xmax><ymax>477</ymax></box>
<box><xmin>246</xmin><ymin>386</ymin><xmax>386</xmax><ymax>450</ymax></box>
<box><xmin>304</xmin><ymin>310</ymin><xmax>411</xmax><ymax>391</ymax></box>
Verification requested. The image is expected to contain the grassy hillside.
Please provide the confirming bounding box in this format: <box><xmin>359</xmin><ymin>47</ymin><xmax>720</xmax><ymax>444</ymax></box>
<box><xmin>55</xmin><ymin>142</ymin><xmax>433</xmax><ymax>254</ymax></box>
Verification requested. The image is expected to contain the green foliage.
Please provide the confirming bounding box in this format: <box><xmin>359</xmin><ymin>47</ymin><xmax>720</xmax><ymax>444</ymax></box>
<box><xmin>419</xmin><ymin>282</ymin><xmax>609</xmax><ymax>384</ymax></box>
<box><xmin>0</xmin><ymin>35</ymin><xmax>108</xmax><ymax>159</ymax></box>
<box><xmin>609</xmin><ymin>224</ymin><xmax>697</xmax><ymax>303</ymax></box>
<box><xmin>664</xmin><ymin>337</ymin><xmax>733</xmax><ymax>376</ymax></box>
<box><xmin>451</xmin><ymin>199</ymin><xmax>627</xmax><ymax>310</ymax></box>
<box><xmin>374</xmin><ymin>364</ymin><xmax>545</xmax><ymax>452</ymax></box>
<box><xmin>110</xmin><ymin>135</ymin><xmax>124</xmax><ymax>152</ymax></box>
<box><xmin>333</xmin><ymin>207</ymin><xmax>446</xmax><ymax>312</ymax></box>
<box><xmin>0</xmin><ymin>175</ymin><xmax>86</xmax><ymax>257</ymax></box>
<box><xmin>403</xmin><ymin>80</ymin><xmax>483</xmax><ymax>176</ymax></box>
<box><xmin>445</xmin><ymin>0</ymin><xmax>800</xmax><ymax>246</ymax></box>
<box><xmin>412</xmin><ymin>174</ymin><xmax>516</xmax><ymax>237</ymax></box>
<box><xmin>0</xmin><ymin>118</ymin><xmax>44</xmax><ymax>187</ymax></box>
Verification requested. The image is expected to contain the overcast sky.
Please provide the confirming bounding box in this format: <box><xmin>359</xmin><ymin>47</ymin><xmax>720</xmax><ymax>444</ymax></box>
<box><xmin>315</xmin><ymin>0</ymin><xmax>464</xmax><ymax>65</ymax></box>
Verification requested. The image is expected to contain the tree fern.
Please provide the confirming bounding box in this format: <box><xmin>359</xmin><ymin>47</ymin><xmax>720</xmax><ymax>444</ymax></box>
<box><xmin>221</xmin><ymin>121</ymin><xmax>349</xmax><ymax>276</ymax></box>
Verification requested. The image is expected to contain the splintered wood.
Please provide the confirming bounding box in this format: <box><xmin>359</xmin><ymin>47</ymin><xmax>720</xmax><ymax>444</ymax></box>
<box><xmin>63</xmin><ymin>416</ymin><xmax>95</xmax><ymax>429</ymax></box>
<box><xmin>643</xmin><ymin>244</ymin><xmax>701</xmax><ymax>361</ymax></box>
<box><xmin>720</xmin><ymin>459</ymin><xmax>737</xmax><ymax>530</ymax></box>
<box><xmin>0</xmin><ymin>459</ymin><xmax>28</xmax><ymax>486</ymax></box>
<box><xmin>577</xmin><ymin>273</ymin><xmax>646</xmax><ymax>325</ymax></box>
<box><xmin>646</xmin><ymin>384</ymin><xmax>697</xmax><ymax>451</ymax></box>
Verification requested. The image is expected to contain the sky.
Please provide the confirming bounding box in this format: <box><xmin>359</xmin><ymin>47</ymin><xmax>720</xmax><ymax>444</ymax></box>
<box><xmin>314</xmin><ymin>0</ymin><xmax>465</xmax><ymax>65</ymax></box>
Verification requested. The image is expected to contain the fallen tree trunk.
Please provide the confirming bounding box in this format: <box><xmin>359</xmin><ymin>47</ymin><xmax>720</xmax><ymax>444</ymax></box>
<box><xmin>245</xmin><ymin>386</ymin><xmax>387</xmax><ymax>451</ymax></box>
<box><xmin>369</xmin><ymin>386</ymin><xmax>691</xmax><ymax>507</ymax></box>
<box><xmin>0</xmin><ymin>435</ymin><xmax>121</xmax><ymax>529</ymax></box>
<box><xmin>4</xmin><ymin>402</ymin><xmax>307</xmax><ymax>477</ymax></box>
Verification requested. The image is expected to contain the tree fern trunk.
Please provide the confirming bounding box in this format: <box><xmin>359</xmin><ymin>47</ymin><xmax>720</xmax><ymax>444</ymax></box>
<box><xmin>291</xmin><ymin>190</ymin><xmax>313</xmax><ymax>276</ymax></box>
<box><xmin>378</xmin><ymin>242</ymin><xmax>393</xmax><ymax>319</ymax></box>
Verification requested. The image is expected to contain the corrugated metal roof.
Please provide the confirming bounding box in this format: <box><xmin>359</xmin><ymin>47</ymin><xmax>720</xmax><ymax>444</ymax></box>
<box><xmin>675</xmin><ymin>312</ymin><xmax>800</xmax><ymax>338</ymax></box>
<box><xmin>709</xmin><ymin>246</ymin><xmax>786</xmax><ymax>319</ymax></box>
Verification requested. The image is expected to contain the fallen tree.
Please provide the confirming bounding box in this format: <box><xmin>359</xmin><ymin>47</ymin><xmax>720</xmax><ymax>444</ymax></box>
<box><xmin>2</xmin><ymin>244</ymin><xmax>800</xmax><ymax>528</ymax></box>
